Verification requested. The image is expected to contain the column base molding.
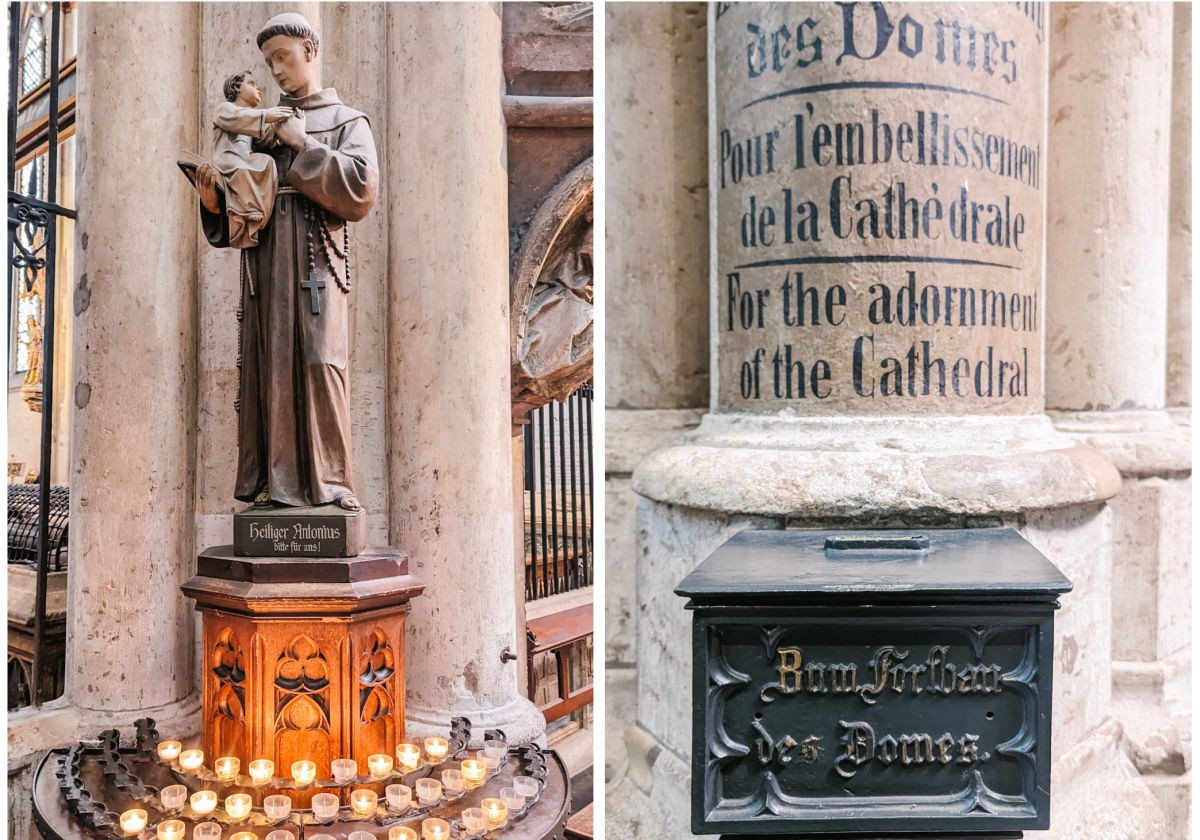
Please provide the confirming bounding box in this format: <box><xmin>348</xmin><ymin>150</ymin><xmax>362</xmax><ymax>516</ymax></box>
<box><xmin>1049</xmin><ymin>408</ymin><xmax>1191</xmax><ymax>477</ymax></box>
<box><xmin>634</xmin><ymin>413</ymin><xmax>1120</xmax><ymax>519</ymax></box>
<box><xmin>406</xmin><ymin>695</ymin><xmax>546</xmax><ymax>748</ymax></box>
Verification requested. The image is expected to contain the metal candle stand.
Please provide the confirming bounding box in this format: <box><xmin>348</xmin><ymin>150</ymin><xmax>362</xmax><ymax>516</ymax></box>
<box><xmin>40</xmin><ymin>718</ymin><xmax>560</xmax><ymax>840</ymax></box>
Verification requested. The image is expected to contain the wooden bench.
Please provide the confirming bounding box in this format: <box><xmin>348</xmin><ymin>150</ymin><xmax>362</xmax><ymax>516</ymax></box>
<box><xmin>526</xmin><ymin>604</ymin><xmax>593</xmax><ymax>722</ymax></box>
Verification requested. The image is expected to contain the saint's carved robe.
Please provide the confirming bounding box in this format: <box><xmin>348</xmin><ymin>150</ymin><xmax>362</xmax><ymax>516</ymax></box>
<box><xmin>202</xmin><ymin>88</ymin><xmax>379</xmax><ymax>507</ymax></box>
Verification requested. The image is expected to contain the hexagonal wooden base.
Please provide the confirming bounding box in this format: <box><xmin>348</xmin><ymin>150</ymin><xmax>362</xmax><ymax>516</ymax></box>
<box><xmin>183</xmin><ymin>546</ymin><xmax>424</xmax><ymax>804</ymax></box>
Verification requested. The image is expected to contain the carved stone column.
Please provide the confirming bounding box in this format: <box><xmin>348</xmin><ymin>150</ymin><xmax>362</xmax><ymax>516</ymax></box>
<box><xmin>385</xmin><ymin>3</ymin><xmax>544</xmax><ymax>746</ymax></box>
<box><xmin>608</xmin><ymin>3</ymin><xmax>1158</xmax><ymax>837</ymax></box>
<box><xmin>1045</xmin><ymin>4</ymin><xmax>1190</xmax><ymax>829</ymax></box>
<box><xmin>64</xmin><ymin>2</ymin><xmax>201</xmax><ymax>723</ymax></box>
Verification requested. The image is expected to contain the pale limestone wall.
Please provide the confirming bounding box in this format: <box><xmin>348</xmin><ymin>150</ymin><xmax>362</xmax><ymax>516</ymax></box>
<box><xmin>603</xmin><ymin>1</ymin><xmax>710</xmax><ymax>785</ymax></box>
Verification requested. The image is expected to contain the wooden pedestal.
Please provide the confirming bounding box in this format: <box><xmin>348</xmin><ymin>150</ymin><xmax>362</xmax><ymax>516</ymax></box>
<box><xmin>182</xmin><ymin>546</ymin><xmax>424</xmax><ymax>804</ymax></box>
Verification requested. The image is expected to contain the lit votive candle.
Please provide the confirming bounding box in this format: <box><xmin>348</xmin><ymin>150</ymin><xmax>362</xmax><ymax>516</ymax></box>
<box><xmin>367</xmin><ymin>753</ymin><xmax>394</xmax><ymax>777</ymax></box>
<box><xmin>500</xmin><ymin>785</ymin><xmax>525</xmax><ymax>813</ymax></box>
<box><xmin>192</xmin><ymin>822</ymin><xmax>221</xmax><ymax>840</ymax></box>
<box><xmin>482</xmin><ymin>797</ymin><xmax>508</xmax><ymax>830</ymax></box>
<box><xmin>423</xmin><ymin>737</ymin><xmax>449</xmax><ymax>764</ymax></box>
<box><xmin>385</xmin><ymin>783</ymin><xmax>412</xmax><ymax>811</ymax></box>
<box><xmin>332</xmin><ymin>757</ymin><xmax>358</xmax><ymax>784</ymax></box>
<box><xmin>263</xmin><ymin>794</ymin><xmax>292</xmax><ymax>821</ymax></box>
<box><xmin>461</xmin><ymin>758</ymin><xmax>487</xmax><ymax>788</ymax></box>
<box><xmin>388</xmin><ymin>828</ymin><xmax>418</xmax><ymax>840</ymax></box>
<box><xmin>350</xmin><ymin>788</ymin><xmax>379</xmax><ymax>818</ymax></box>
<box><xmin>291</xmin><ymin>759</ymin><xmax>317</xmax><ymax>785</ymax></box>
<box><xmin>214</xmin><ymin>756</ymin><xmax>240</xmax><ymax>782</ymax></box>
<box><xmin>311</xmin><ymin>792</ymin><xmax>341</xmax><ymax>821</ymax></box>
<box><xmin>513</xmin><ymin>774</ymin><xmax>540</xmax><ymax>800</ymax></box>
<box><xmin>157</xmin><ymin>820</ymin><xmax>186</xmax><ymax>840</ymax></box>
<box><xmin>178</xmin><ymin>749</ymin><xmax>205</xmax><ymax>772</ymax></box>
<box><xmin>157</xmin><ymin>740</ymin><xmax>182</xmax><ymax>762</ymax></box>
<box><xmin>266</xmin><ymin>831</ymin><xmax>296</xmax><ymax>840</ymax></box>
<box><xmin>189</xmin><ymin>790</ymin><xmax>218</xmax><ymax>816</ymax></box>
<box><xmin>395</xmin><ymin>742</ymin><xmax>421</xmax><ymax>771</ymax></box>
<box><xmin>248</xmin><ymin>758</ymin><xmax>275</xmax><ymax>785</ymax></box>
<box><xmin>225</xmin><ymin>793</ymin><xmax>253</xmax><ymax>821</ymax></box>
<box><xmin>160</xmin><ymin>784</ymin><xmax>188</xmax><ymax>811</ymax></box>
<box><xmin>421</xmin><ymin>817</ymin><xmax>450</xmax><ymax>840</ymax></box>
<box><xmin>461</xmin><ymin>807</ymin><xmax>485</xmax><ymax>837</ymax></box>
<box><xmin>230</xmin><ymin>833</ymin><xmax>257</xmax><ymax>840</ymax></box>
<box><xmin>441</xmin><ymin>768</ymin><xmax>464</xmax><ymax>795</ymax></box>
<box><xmin>119</xmin><ymin>808</ymin><xmax>148</xmax><ymax>835</ymax></box>
<box><xmin>415</xmin><ymin>777</ymin><xmax>442</xmax><ymax>806</ymax></box>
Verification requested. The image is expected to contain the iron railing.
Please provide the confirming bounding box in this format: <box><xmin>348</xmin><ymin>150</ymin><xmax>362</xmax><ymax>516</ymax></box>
<box><xmin>7</xmin><ymin>0</ymin><xmax>74</xmax><ymax>708</ymax></box>
<box><xmin>523</xmin><ymin>381</ymin><xmax>593</xmax><ymax>601</ymax></box>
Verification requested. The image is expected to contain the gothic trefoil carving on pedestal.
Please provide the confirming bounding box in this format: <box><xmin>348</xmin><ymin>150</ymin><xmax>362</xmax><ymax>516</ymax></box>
<box><xmin>274</xmin><ymin>634</ymin><xmax>332</xmax><ymax>737</ymax></box>
<box><xmin>359</xmin><ymin>628</ymin><xmax>396</xmax><ymax>725</ymax></box>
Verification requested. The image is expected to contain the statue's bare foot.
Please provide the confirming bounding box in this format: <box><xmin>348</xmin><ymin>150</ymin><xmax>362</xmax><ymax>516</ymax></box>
<box><xmin>254</xmin><ymin>490</ymin><xmax>270</xmax><ymax>505</ymax></box>
<box><xmin>336</xmin><ymin>495</ymin><xmax>361</xmax><ymax>511</ymax></box>
<box><xmin>245</xmin><ymin>211</ymin><xmax>263</xmax><ymax>223</ymax></box>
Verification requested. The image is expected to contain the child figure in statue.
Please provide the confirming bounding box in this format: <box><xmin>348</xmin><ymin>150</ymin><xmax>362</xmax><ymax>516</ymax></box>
<box><xmin>212</xmin><ymin>71</ymin><xmax>295</xmax><ymax>249</ymax></box>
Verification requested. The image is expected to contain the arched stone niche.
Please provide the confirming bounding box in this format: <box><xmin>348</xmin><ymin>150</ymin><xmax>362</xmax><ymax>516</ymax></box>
<box><xmin>510</xmin><ymin>156</ymin><xmax>594</xmax><ymax>422</ymax></box>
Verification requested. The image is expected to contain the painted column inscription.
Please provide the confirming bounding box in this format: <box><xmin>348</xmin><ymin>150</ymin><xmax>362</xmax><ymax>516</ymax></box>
<box><xmin>714</xmin><ymin>2</ymin><xmax>1046</xmax><ymax>413</ymax></box>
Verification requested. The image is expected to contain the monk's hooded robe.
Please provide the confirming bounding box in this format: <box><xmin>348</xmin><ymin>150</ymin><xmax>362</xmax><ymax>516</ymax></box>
<box><xmin>202</xmin><ymin>87</ymin><xmax>378</xmax><ymax>507</ymax></box>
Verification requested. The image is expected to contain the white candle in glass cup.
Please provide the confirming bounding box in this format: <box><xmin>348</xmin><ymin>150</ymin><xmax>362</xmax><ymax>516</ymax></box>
<box><xmin>264</xmin><ymin>794</ymin><xmax>292</xmax><ymax>821</ymax></box>
<box><xmin>512</xmin><ymin>774</ymin><xmax>540</xmax><ymax>800</ymax></box>
<box><xmin>461</xmin><ymin>758</ymin><xmax>487</xmax><ymax>787</ymax></box>
<box><xmin>192</xmin><ymin>822</ymin><xmax>221</xmax><ymax>840</ymax></box>
<box><xmin>481</xmin><ymin>740</ymin><xmax>506</xmax><ymax>770</ymax></box>
<box><xmin>189</xmin><ymin>790</ymin><xmax>218</xmax><ymax>816</ymax></box>
<box><xmin>388</xmin><ymin>827</ymin><xmax>418</xmax><ymax>840</ymax></box>
<box><xmin>499</xmin><ymin>786</ymin><xmax>525</xmax><ymax>812</ymax></box>
<box><xmin>311</xmin><ymin>792</ymin><xmax>341</xmax><ymax>821</ymax></box>
<box><xmin>291</xmin><ymin>760</ymin><xmax>317</xmax><ymax>785</ymax></box>
<box><xmin>266</xmin><ymin>831</ymin><xmax>296</xmax><ymax>840</ymax></box>
<box><xmin>225</xmin><ymin>793</ymin><xmax>253</xmax><ymax>821</ymax></box>
<box><xmin>395</xmin><ymin>743</ymin><xmax>421</xmax><ymax>771</ymax></box>
<box><xmin>441</xmin><ymin>768</ymin><xmax>464</xmax><ymax>794</ymax></box>
<box><xmin>421</xmin><ymin>818</ymin><xmax>450</xmax><ymax>840</ymax></box>
<box><xmin>214</xmin><ymin>756</ymin><xmax>240</xmax><ymax>782</ymax></box>
<box><xmin>423</xmin><ymin>737</ymin><xmax>449</xmax><ymax>764</ymax></box>
<box><xmin>178</xmin><ymin>749</ymin><xmax>205</xmax><ymax>772</ymax></box>
<box><xmin>248</xmin><ymin>758</ymin><xmax>275</xmax><ymax>785</ymax></box>
<box><xmin>461</xmin><ymin>807</ymin><xmax>485</xmax><ymax>836</ymax></box>
<box><xmin>350</xmin><ymin>788</ymin><xmax>379</xmax><ymax>818</ymax></box>
<box><xmin>119</xmin><ymin>809</ymin><xmax>148</xmax><ymax>835</ymax></box>
<box><xmin>415</xmin><ymin>777</ymin><xmax>442</xmax><ymax>806</ymax></box>
<box><xmin>156</xmin><ymin>740</ymin><xmax>182</xmax><ymax>762</ymax></box>
<box><xmin>349</xmin><ymin>832</ymin><xmax>376</xmax><ymax>840</ymax></box>
<box><xmin>481</xmin><ymin>797</ymin><xmax>508</xmax><ymax>830</ymax></box>
<box><xmin>385</xmin><ymin>783</ymin><xmax>412</xmax><ymax>811</ymax></box>
<box><xmin>308</xmin><ymin>835</ymin><xmax>336</xmax><ymax>840</ymax></box>
<box><xmin>332</xmin><ymin>758</ymin><xmax>358</xmax><ymax>784</ymax></box>
<box><xmin>367</xmin><ymin>753</ymin><xmax>394</xmax><ymax>777</ymax></box>
<box><xmin>157</xmin><ymin>820</ymin><xmax>186</xmax><ymax>840</ymax></box>
<box><xmin>159</xmin><ymin>784</ymin><xmax>188</xmax><ymax>810</ymax></box>
<box><xmin>230</xmin><ymin>833</ymin><xmax>257</xmax><ymax>840</ymax></box>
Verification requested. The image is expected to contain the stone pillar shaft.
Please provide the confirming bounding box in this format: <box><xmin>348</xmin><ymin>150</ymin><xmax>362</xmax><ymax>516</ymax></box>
<box><xmin>1046</xmin><ymin>3</ymin><xmax>1172</xmax><ymax>412</ymax></box>
<box><xmin>385</xmin><ymin>3</ymin><xmax>542</xmax><ymax>744</ymax></box>
<box><xmin>68</xmin><ymin>2</ymin><xmax>200</xmax><ymax>712</ymax></box>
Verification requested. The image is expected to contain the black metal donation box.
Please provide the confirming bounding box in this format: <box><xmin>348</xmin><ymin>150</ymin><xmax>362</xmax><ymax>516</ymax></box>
<box><xmin>675</xmin><ymin>528</ymin><xmax>1071</xmax><ymax>837</ymax></box>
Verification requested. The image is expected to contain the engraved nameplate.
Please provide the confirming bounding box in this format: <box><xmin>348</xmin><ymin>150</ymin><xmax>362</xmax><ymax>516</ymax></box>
<box><xmin>696</xmin><ymin>617</ymin><xmax>1051</xmax><ymax>834</ymax></box>
<box><xmin>233</xmin><ymin>506</ymin><xmax>364</xmax><ymax>558</ymax></box>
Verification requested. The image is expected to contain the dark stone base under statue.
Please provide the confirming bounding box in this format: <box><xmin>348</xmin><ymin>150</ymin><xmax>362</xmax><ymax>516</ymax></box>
<box><xmin>233</xmin><ymin>502</ymin><xmax>364</xmax><ymax>557</ymax></box>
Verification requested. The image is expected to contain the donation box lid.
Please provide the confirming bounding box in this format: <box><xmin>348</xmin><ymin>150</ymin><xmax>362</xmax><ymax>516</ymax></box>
<box><xmin>676</xmin><ymin>527</ymin><xmax>1071</xmax><ymax>608</ymax></box>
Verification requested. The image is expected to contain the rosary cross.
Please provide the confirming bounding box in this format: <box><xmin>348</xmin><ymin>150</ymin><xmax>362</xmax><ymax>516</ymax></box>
<box><xmin>301</xmin><ymin>271</ymin><xmax>326</xmax><ymax>315</ymax></box>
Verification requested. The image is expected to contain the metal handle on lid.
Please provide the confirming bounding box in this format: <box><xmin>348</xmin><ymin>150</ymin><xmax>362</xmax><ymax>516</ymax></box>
<box><xmin>824</xmin><ymin>535</ymin><xmax>930</xmax><ymax>552</ymax></box>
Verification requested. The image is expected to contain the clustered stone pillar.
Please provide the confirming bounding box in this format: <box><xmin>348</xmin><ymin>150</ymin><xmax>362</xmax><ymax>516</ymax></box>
<box><xmin>66</xmin><ymin>2</ymin><xmax>201</xmax><ymax>724</ymax></box>
<box><xmin>385</xmin><ymin>3</ymin><xmax>544</xmax><ymax>746</ymax></box>
<box><xmin>1046</xmin><ymin>3</ymin><xmax>1191</xmax><ymax>827</ymax></box>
